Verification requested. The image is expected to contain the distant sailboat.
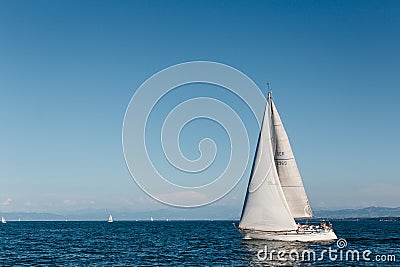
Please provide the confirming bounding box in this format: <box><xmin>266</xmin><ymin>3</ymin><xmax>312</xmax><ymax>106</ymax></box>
<box><xmin>1</xmin><ymin>216</ymin><xmax>6</xmax><ymax>224</ymax></box>
<box><xmin>108</xmin><ymin>214</ymin><xmax>113</xmax><ymax>223</ymax></box>
<box><xmin>238</xmin><ymin>90</ymin><xmax>337</xmax><ymax>241</ymax></box>
<box><xmin>150</xmin><ymin>217</ymin><xmax>154</xmax><ymax>222</ymax></box>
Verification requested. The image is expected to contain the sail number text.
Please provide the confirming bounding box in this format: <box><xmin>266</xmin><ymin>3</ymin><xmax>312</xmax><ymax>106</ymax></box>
<box><xmin>275</xmin><ymin>161</ymin><xmax>288</xmax><ymax>166</ymax></box>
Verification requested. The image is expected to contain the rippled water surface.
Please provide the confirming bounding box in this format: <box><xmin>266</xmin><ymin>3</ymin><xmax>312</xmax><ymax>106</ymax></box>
<box><xmin>0</xmin><ymin>219</ymin><xmax>399</xmax><ymax>266</ymax></box>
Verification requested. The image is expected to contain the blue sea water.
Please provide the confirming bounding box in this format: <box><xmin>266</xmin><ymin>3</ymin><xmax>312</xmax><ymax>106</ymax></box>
<box><xmin>0</xmin><ymin>219</ymin><xmax>399</xmax><ymax>266</ymax></box>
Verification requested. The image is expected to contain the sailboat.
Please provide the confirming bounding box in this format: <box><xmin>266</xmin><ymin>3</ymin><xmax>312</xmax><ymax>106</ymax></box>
<box><xmin>108</xmin><ymin>214</ymin><xmax>113</xmax><ymax>223</ymax></box>
<box><xmin>150</xmin><ymin>217</ymin><xmax>154</xmax><ymax>222</ymax></box>
<box><xmin>238</xmin><ymin>91</ymin><xmax>337</xmax><ymax>241</ymax></box>
<box><xmin>1</xmin><ymin>216</ymin><xmax>6</xmax><ymax>224</ymax></box>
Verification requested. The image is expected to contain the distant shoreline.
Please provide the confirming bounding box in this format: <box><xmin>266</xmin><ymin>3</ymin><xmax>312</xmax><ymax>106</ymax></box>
<box><xmin>1</xmin><ymin>206</ymin><xmax>399</xmax><ymax>221</ymax></box>
<box><xmin>1</xmin><ymin>217</ymin><xmax>400</xmax><ymax>223</ymax></box>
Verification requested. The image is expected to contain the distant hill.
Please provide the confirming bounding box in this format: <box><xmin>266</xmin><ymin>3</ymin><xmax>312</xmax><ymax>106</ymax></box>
<box><xmin>1</xmin><ymin>206</ymin><xmax>399</xmax><ymax>221</ymax></box>
<box><xmin>0</xmin><ymin>206</ymin><xmax>240</xmax><ymax>221</ymax></box>
<box><xmin>1</xmin><ymin>212</ymin><xmax>66</xmax><ymax>221</ymax></box>
<box><xmin>314</xmin><ymin>207</ymin><xmax>400</xmax><ymax>219</ymax></box>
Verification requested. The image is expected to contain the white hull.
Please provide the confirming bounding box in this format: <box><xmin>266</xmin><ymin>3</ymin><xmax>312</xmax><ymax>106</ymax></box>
<box><xmin>241</xmin><ymin>229</ymin><xmax>337</xmax><ymax>242</ymax></box>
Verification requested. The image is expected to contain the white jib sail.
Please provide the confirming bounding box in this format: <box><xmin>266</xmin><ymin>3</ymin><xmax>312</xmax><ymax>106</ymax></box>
<box><xmin>239</xmin><ymin>100</ymin><xmax>297</xmax><ymax>232</ymax></box>
<box><xmin>271</xmin><ymin>99</ymin><xmax>313</xmax><ymax>218</ymax></box>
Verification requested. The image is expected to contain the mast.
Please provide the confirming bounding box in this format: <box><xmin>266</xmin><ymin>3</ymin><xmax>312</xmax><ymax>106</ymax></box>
<box><xmin>267</xmin><ymin>83</ymin><xmax>272</xmax><ymax>101</ymax></box>
<box><xmin>267</xmin><ymin>83</ymin><xmax>277</xmax><ymax>156</ymax></box>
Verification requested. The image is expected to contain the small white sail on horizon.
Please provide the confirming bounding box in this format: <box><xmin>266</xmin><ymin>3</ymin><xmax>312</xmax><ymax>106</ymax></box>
<box><xmin>150</xmin><ymin>217</ymin><xmax>154</xmax><ymax>222</ymax></box>
<box><xmin>1</xmin><ymin>216</ymin><xmax>6</xmax><ymax>224</ymax></box>
<box><xmin>108</xmin><ymin>214</ymin><xmax>113</xmax><ymax>223</ymax></box>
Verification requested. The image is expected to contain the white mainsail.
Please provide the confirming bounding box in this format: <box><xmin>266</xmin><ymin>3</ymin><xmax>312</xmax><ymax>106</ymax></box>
<box><xmin>239</xmin><ymin>98</ymin><xmax>297</xmax><ymax>232</ymax></box>
<box><xmin>271</xmin><ymin>99</ymin><xmax>313</xmax><ymax>218</ymax></box>
<box><xmin>1</xmin><ymin>216</ymin><xmax>6</xmax><ymax>224</ymax></box>
<box><xmin>108</xmin><ymin>214</ymin><xmax>113</xmax><ymax>223</ymax></box>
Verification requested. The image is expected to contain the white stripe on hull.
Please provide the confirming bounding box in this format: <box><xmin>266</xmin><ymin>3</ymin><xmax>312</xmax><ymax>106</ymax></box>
<box><xmin>242</xmin><ymin>230</ymin><xmax>337</xmax><ymax>242</ymax></box>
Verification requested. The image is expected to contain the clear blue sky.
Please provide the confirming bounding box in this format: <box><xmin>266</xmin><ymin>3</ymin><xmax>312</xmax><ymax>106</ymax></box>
<box><xmin>1</xmin><ymin>0</ymin><xmax>399</xmax><ymax>214</ymax></box>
